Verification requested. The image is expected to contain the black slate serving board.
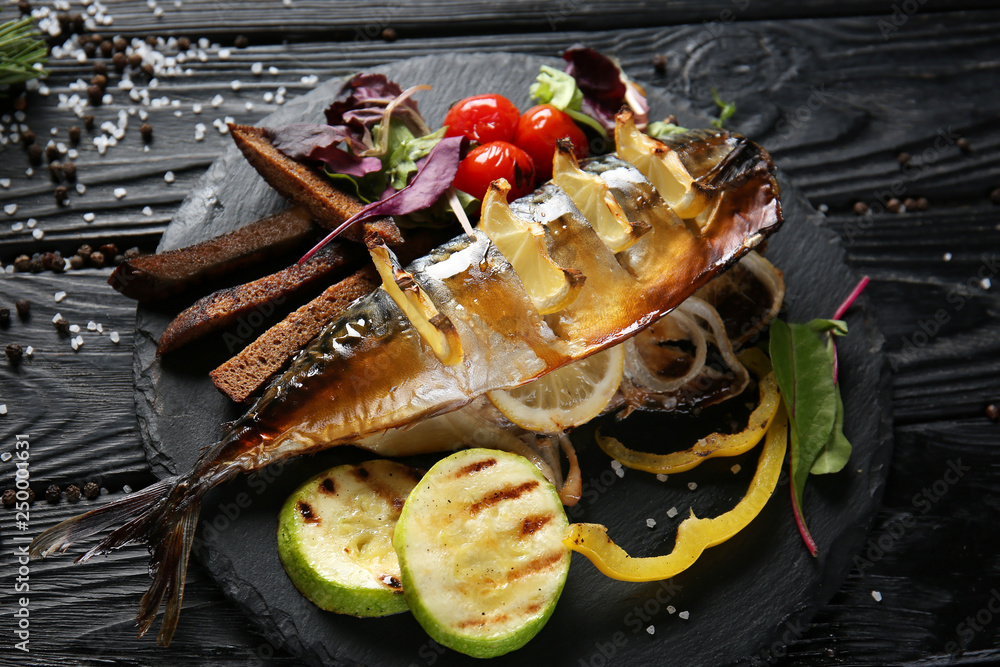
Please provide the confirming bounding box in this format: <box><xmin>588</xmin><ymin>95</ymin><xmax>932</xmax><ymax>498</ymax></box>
<box><xmin>132</xmin><ymin>53</ymin><xmax>892</xmax><ymax>666</ymax></box>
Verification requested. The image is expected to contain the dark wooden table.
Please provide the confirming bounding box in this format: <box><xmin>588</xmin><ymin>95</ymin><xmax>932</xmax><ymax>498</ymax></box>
<box><xmin>1</xmin><ymin>2</ymin><xmax>999</xmax><ymax>665</ymax></box>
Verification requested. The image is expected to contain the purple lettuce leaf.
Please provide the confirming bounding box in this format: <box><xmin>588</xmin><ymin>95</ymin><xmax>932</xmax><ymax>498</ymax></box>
<box><xmin>300</xmin><ymin>135</ymin><xmax>468</xmax><ymax>262</ymax></box>
<box><xmin>562</xmin><ymin>44</ymin><xmax>649</xmax><ymax>131</ymax></box>
<box><xmin>266</xmin><ymin>123</ymin><xmax>381</xmax><ymax>176</ymax></box>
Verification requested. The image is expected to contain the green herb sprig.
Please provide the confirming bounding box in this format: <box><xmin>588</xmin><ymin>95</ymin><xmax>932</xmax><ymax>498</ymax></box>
<box><xmin>769</xmin><ymin>277</ymin><xmax>869</xmax><ymax>556</ymax></box>
<box><xmin>710</xmin><ymin>88</ymin><xmax>736</xmax><ymax>129</ymax></box>
<box><xmin>0</xmin><ymin>16</ymin><xmax>49</xmax><ymax>88</ymax></box>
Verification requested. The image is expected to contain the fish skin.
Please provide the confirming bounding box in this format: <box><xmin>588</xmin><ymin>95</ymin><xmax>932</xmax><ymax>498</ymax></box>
<box><xmin>29</xmin><ymin>122</ymin><xmax>782</xmax><ymax>647</ymax></box>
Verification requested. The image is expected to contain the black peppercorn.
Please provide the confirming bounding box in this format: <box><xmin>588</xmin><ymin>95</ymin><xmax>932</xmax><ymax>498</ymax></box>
<box><xmin>83</xmin><ymin>114</ymin><xmax>95</xmax><ymax>131</ymax></box>
<box><xmin>852</xmin><ymin>201</ymin><xmax>870</xmax><ymax>216</ymax></box>
<box><xmin>77</xmin><ymin>244</ymin><xmax>93</xmax><ymax>260</ymax></box>
<box><xmin>89</xmin><ymin>250</ymin><xmax>105</xmax><ymax>268</ymax></box>
<box><xmin>14</xmin><ymin>255</ymin><xmax>30</xmax><ymax>271</ymax></box>
<box><xmin>51</xmin><ymin>255</ymin><xmax>66</xmax><ymax>272</ymax></box>
<box><xmin>652</xmin><ymin>54</ymin><xmax>667</xmax><ymax>74</ymax></box>
<box><xmin>990</xmin><ymin>188</ymin><xmax>1000</xmax><ymax>206</ymax></box>
<box><xmin>15</xmin><ymin>299</ymin><xmax>30</xmax><ymax>320</ymax></box>
<box><xmin>903</xmin><ymin>197</ymin><xmax>918</xmax><ymax>212</ymax></box>
<box><xmin>45</xmin><ymin>484</ymin><xmax>61</xmax><ymax>503</ymax></box>
<box><xmin>45</xmin><ymin>143</ymin><xmax>60</xmax><ymax>162</ymax></box>
<box><xmin>0</xmin><ymin>308</ymin><xmax>9</xmax><ymax>326</ymax></box>
<box><xmin>112</xmin><ymin>51</ymin><xmax>127</xmax><ymax>71</ymax></box>
<box><xmin>68</xmin><ymin>255</ymin><xmax>84</xmax><ymax>270</ymax></box>
<box><xmin>987</xmin><ymin>404</ymin><xmax>999</xmax><ymax>421</ymax></box>
<box><xmin>72</xmin><ymin>13</ymin><xmax>85</xmax><ymax>32</ymax></box>
<box><xmin>6</xmin><ymin>343</ymin><xmax>23</xmax><ymax>365</ymax></box>
<box><xmin>27</xmin><ymin>143</ymin><xmax>43</xmax><ymax>166</ymax></box>
<box><xmin>83</xmin><ymin>41</ymin><xmax>97</xmax><ymax>58</ymax></box>
<box><xmin>54</xmin><ymin>316</ymin><xmax>70</xmax><ymax>334</ymax></box>
<box><xmin>93</xmin><ymin>61</ymin><xmax>108</xmax><ymax>76</ymax></box>
<box><xmin>1</xmin><ymin>489</ymin><xmax>15</xmax><ymax>507</ymax></box>
<box><xmin>140</xmin><ymin>122</ymin><xmax>153</xmax><ymax>141</ymax></box>
<box><xmin>21</xmin><ymin>129</ymin><xmax>36</xmax><ymax>146</ymax></box>
<box><xmin>55</xmin><ymin>185</ymin><xmax>69</xmax><ymax>205</ymax></box>
<box><xmin>957</xmin><ymin>137</ymin><xmax>972</xmax><ymax>154</ymax></box>
<box><xmin>99</xmin><ymin>40</ymin><xmax>113</xmax><ymax>57</ymax></box>
<box><xmin>87</xmin><ymin>84</ymin><xmax>103</xmax><ymax>105</ymax></box>
<box><xmin>146</xmin><ymin>35</ymin><xmax>159</xmax><ymax>46</ymax></box>
<box><xmin>127</xmin><ymin>52</ymin><xmax>142</xmax><ymax>69</ymax></box>
<box><xmin>28</xmin><ymin>256</ymin><xmax>44</xmax><ymax>273</ymax></box>
<box><xmin>234</xmin><ymin>34</ymin><xmax>249</xmax><ymax>48</ymax></box>
<box><xmin>83</xmin><ymin>481</ymin><xmax>100</xmax><ymax>499</ymax></box>
<box><xmin>100</xmin><ymin>243</ymin><xmax>118</xmax><ymax>258</ymax></box>
<box><xmin>90</xmin><ymin>33</ymin><xmax>103</xmax><ymax>44</ymax></box>
<box><xmin>92</xmin><ymin>73</ymin><xmax>108</xmax><ymax>90</ymax></box>
<box><xmin>49</xmin><ymin>160</ymin><xmax>64</xmax><ymax>181</ymax></box>
<box><xmin>177</xmin><ymin>36</ymin><xmax>190</xmax><ymax>51</ymax></box>
<box><xmin>141</xmin><ymin>63</ymin><xmax>155</xmax><ymax>78</ymax></box>
<box><xmin>113</xmin><ymin>36</ymin><xmax>127</xmax><ymax>52</ymax></box>
<box><xmin>68</xmin><ymin>125</ymin><xmax>81</xmax><ymax>144</ymax></box>
<box><xmin>41</xmin><ymin>252</ymin><xmax>57</xmax><ymax>270</ymax></box>
<box><xmin>13</xmin><ymin>96</ymin><xmax>26</xmax><ymax>113</ymax></box>
<box><xmin>381</xmin><ymin>27</ymin><xmax>397</xmax><ymax>42</ymax></box>
<box><xmin>62</xmin><ymin>161</ymin><xmax>77</xmax><ymax>181</ymax></box>
<box><xmin>65</xmin><ymin>485</ymin><xmax>81</xmax><ymax>502</ymax></box>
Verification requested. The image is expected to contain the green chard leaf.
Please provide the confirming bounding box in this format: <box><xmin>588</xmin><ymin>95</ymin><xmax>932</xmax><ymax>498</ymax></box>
<box><xmin>530</xmin><ymin>65</ymin><xmax>608</xmax><ymax>139</ymax></box>
<box><xmin>810</xmin><ymin>331</ymin><xmax>852</xmax><ymax>475</ymax></box>
<box><xmin>806</xmin><ymin>318</ymin><xmax>849</xmax><ymax>337</ymax></box>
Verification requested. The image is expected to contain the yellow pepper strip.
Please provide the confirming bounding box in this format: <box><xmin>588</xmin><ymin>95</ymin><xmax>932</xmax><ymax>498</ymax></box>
<box><xmin>563</xmin><ymin>404</ymin><xmax>788</xmax><ymax>581</ymax></box>
<box><xmin>597</xmin><ymin>348</ymin><xmax>779</xmax><ymax>474</ymax></box>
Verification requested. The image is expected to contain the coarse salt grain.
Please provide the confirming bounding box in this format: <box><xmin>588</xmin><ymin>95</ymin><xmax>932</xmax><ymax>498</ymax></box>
<box><xmin>982</xmin><ymin>277</ymin><xmax>992</xmax><ymax>290</ymax></box>
<box><xmin>11</xmin><ymin>222</ymin><xmax>24</xmax><ymax>232</ymax></box>
<box><xmin>26</xmin><ymin>218</ymin><xmax>36</xmax><ymax>228</ymax></box>
<box><xmin>192</xmin><ymin>103</ymin><xmax>202</xmax><ymax>114</ymax></box>
<box><xmin>55</xmin><ymin>291</ymin><xmax>67</xmax><ymax>302</ymax></box>
<box><xmin>0</xmin><ymin>179</ymin><xmax>9</xmax><ymax>188</ymax></box>
<box><xmin>615</xmin><ymin>468</ymin><xmax>624</xmax><ymax>478</ymax></box>
<box><xmin>87</xmin><ymin>321</ymin><xmax>97</xmax><ymax>331</ymax></box>
<box><xmin>731</xmin><ymin>464</ymin><xmax>741</xmax><ymax>474</ymax></box>
<box><xmin>251</xmin><ymin>62</ymin><xmax>263</xmax><ymax>75</ymax></box>
<box><xmin>110</xmin><ymin>331</ymin><xmax>120</xmax><ymax>344</ymax></box>
<box><xmin>69</xmin><ymin>324</ymin><xmax>81</xmax><ymax>333</ymax></box>
<box><xmin>687</xmin><ymin>482</ymin><xmax>698</xmax><ymax>490</ymax></box>
<box><xmin>123</xmin><ymin>484</ymin><xmax>132</xmax><ymax>493</ymax></box>
<box><xmin>114</xmin><ymin>187</ymin><xmax>127</xmax><ymax>199</ymax></box>
<box><xmin>4</xmin><ymin>204</ymin><xmax>17</xmax><ymax>215</ymax></box>
<box><xmin>25</xmin><ymin>346</ymin><xmax>33</xmax><ymax>357</ymax></box>
<box><xmin>83</xmin><ymin>212</ymin><xmax>95</xmax><ymax>222</ymax></box>
<box><xmin>0</xmin><ymin>448</ymin><xmax>10</xmax><ymax>457</ymax></box>
<box><xmin>211</xmin><ymin>94</ymin><xmax>224</xmax><ymax>107</ymax></box>
<box><xmin>97</xmin><ymin>323</ymin><xmax>103</xmax><ymax>333</ymax></box>
<box><xmin>610</xmin><ymin>460</ymin><xmax>622</xmax><ymax>470</ymax></box>
<box><xmin>142</xmin><ymin>206</ymin><xmax>154</xmax><ymax>216</ymax></box>
<box><xmin>164</xmin><ymin>170</ymin><xmax>175</xmax><ymax>184</ymax></box>
<box><xmin>219</xmin><ymin>48</ymin><xmax>231</xmax><ymax>60</ymax></box>
<box><xmin>646</xmin><ymin>625</ymin><xmax>655</xmax><ymax>635</ymax></box>
<box><xmin>0</xmin><ymin>407</ymin><xmax>7</xmax><ymax>417</ymax></box>
<box><xmin>76</xmin><ymin>183</ymin><xmax>86</xmax><ymax>194</ymax></box>
<box><xmin>32</xmin><ymin>229</ymin><xmax>44</xmax><ymax>240</ymax></box>
<box><xmin>230</xmin><ymin>80</ymin><xmax>241</xmax><ymax>91</ymax></box>
<box><xmin>666</xmin><ymin>507</ymin><xmax>678</xmax><ymax>518</ymax></box>
<box><xmin>71</xmin><ymin>336</ymin><xmax>82</xmax><ymax>350</ymax></box>
<box><xmin>678</xmin><ymin>611</ymin><xmax>690</xmax><ymax>620</ymax></box>
<box><xmin>646</xmin><ymin>518</ymin><xmax>656</xmax><ymax>528</ymax></box>
<box><xmin>52</xmin><ymin>313</ymin><xmax>63</xmax><ymax>323</ymax></box>
<box><xmin>656</xmin><ymin>473</ymin><xmax>668</xmax><ymax>482</ymax></box>
<box><xmin>872</xmin><ymin>590</ymin><xmax>882</xmax><ymax>602</ymax></box>
<box><xmin>943</xmin><ymin>252</ymin><xmax>952</xmax><ymax>262</ymax></box>
<box><xmin>667</xmin><ymin>605</ymin><xmax>676</xmax><ymax>614</ymax></box>
<box><xmin>268</xmin><ymin>66</ymin><xmax>279</xmax><ymax>75</ymax></box>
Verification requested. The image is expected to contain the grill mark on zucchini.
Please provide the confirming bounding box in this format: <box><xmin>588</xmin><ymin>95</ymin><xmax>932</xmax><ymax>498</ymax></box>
<box><xmin>454</xmin><ymin>457</ymin><xmax>498</xmax><ymax>477</ymax></box>
<box><xmin>519</xmin><ymin>514</ymin><xmax>553</xmax><ymax>537</ymax></box>
<box><xmin>467</xmin><ymin>481</ymin><xmax>539</xmax><ymax>516</ymax></box>
<box><xmin>351</xmin><ymin>466</ymin><xmax>409</xmax><ymax>510</ymax></box>
<box><xmin>456</xmin><ymin>612</ymin><xmax>510</xmax><ymax>630</ymax></box>
<box><xmin>504</xmin><ymin>551</ymin><xmax>565</xmax><ymax>583</ymax></box>
<box><xmin>296</xmin><ymin>500</ymin><xmax>320</xmax><ymax>524</ymax></box>
<box><xmin>319</xmin><ymin>478</ymin><xmax>335</xmax><ymax>494</ymax></box>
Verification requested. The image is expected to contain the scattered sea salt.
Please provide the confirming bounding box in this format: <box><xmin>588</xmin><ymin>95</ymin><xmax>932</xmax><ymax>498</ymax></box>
<box><xmin>26</xmin><ymin>218</ymin><xmax>36</xmax><ymax>228</ymax></box>
<box><xmin>123</xmin><ymin>484</ymin><xmax>132</xmax><ymax>493</ymax></box>
<box><xmin>872</xmin><ymin>590</ymin><xmax>882</xmax><ymax>602</ymax></box>
<box><xmin>646</xmin><ymin>625</ymin><xmax>655</xmax><ymax>635</ymax></box>
<box><xmin>70</xmin><ymin>336</ymin><xmax>83</xmax><ymax>350</ymax></box>
<box><xmin>818</xmin><ymin>203</ymin><xmax>829</xmax><ymax>213</ymax></box>
<box><xmin>982</xmin><ymin>277</ymin><xmax>992</xmax><ymax>290</ymax></box>
<box><xmin>219</xmin><ymin>48</ymin><xmax>231</xmax><ymax>60</ymax></box>
<box><xmin>731</xmin><ymin>464</ymin><xmax>742</xmax><ymax>474</ymax></box>
<box><xmin>251</xmin><ymin>62</ymin><xmax>263</xmax><ymax>75</ymax></box>
<box><xmin>114</xmin><ymin>187</ymin><xmax>127</xmax><ymax>199</ymax></box>
<box><xmin>646</xmin><ymin>518</ymin><xmax>656</xmax><ymax>528</ymax></box>
<box><xmin>69</xmin><ymin>324</ymin><xmax>81</xmax><ymax>333</ymax></box>
<box><xmin>230</xmin><ymin>79</ymin><xmax>241</xmax><ymax>91</ymax></box>
<box><xmin>0</xmin><ymin>407</ymin><xmax>7</xmax><ymax>418</ymax></box>
<box><xmin>211</xmin><ymin>94</ymin><xmax>224</xmax><ymax>107</ymax></box>
<box><xmin>0</xmin><ymin>179</ymin><xmax>9</xmax><ymax>188</ymax></box>
<box><xmin>0</xmin><ymin>449</ymin><xmax>10</xmax><ymax>458</ymax></box>
<box><xmin>32</xmin><ymin>229</ymin><xmax>44</xmax><ymax>240</ymax></box>
<box><xmin>52</xmin><ymin>313</ymin><xmax>63</xmax><ymax>323</ymax></box>
<box><xmin>110</xmin><ymin>331</ymin><xmax>120</xmax><ymax>344</ymax></box>
<box><xmin>24</xmin><ymin>346</ymin><xmax>33</xmax><ymax>357</ymax></box>
<box><xmin>192</xmin><ymin>103</ymin><xmax>203</xmax><ymax>114</ymax></box>
<box><xmin>943</xmin><ymin>252</ymin><xmax>952</xmax><ymax>262</ymax></box>
<box><xmin>667</xmin><ymin>605</ymin><xmax>676</xmax><ymax>614</ymax></box>
<box><xmin>268</xmin><ymin>66</ymin><xmax>279</xmax><ymax>75</ymax></box>
<box><xmin>164</xmin><ymin>170</ymin><xmax>175</xmax><ymax>184</ymax></box>
<box><xmin>96</xmin><ymin>323</ymin><xmax>103</xmax><ymax>333</ymax></box>
<box><xmin>4</xmin><ymin>204</ymin><xmax>17</xmax><ymax>215</ymax></box>
<box><xmin>263</xmin><ymin>91</ymin><xmax>274</xmax><ymax>103</ymax></box>
<box><xmin>678</xmin><ymin>611</ymin><xmax>690</xmax><ymax>620</ymax></box>
<box><xmin>615</xmin><ymin>468</ymin><xmax>624</xmax><ymax>478</ymax></box>
<box><xmin>666</xmin><ymin>507</ymin><xmax>678</xmax><ymax>518</ymax></box>
<box><xmin>687</xmin><ymin>482</ymin><xmax>698</xmax><ymax>491</ymax></box>
<box><xmin>76</xmin><ymin>183</ymin><xmax>86</xmax><ymax>194</ymax></box>
<box><xmin>83</xmin><ymin>212</ymin><xmax>95</xmax><ymax>222</ymax></box>
<box><xmin>656</xmin><ymin>474</ymin><xmax>668</xmax><ymax>482</ymax></box>
<box><xmin>142</xmin><ymin>206</ymin><xmax>154</xmax><ymax>216</ymax></box>
<box><xmin>87</xmin><ymin>321</ymin><xmax>97</xmax><ymax>331</ymax></box>
<box><xmin>610</xmin><ymin>460</ymin><xmax>622</xmax><ymax>470</ymax></box>
<box><xmin>11</xmin><ymin>222</ymin><xmax>24</xmax><ymax>232</ymax></box>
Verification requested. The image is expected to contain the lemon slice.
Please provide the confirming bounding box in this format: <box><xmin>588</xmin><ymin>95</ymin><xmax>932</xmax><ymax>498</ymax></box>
<box><xmin>487</xmin><ymin>344</ymin><xmax>625</xmax><ymax>433</ymax></box>
<box><xmin>478</xmin><ymin>179</ymin><xmax>584</xmax><ymax>315</ymax></box>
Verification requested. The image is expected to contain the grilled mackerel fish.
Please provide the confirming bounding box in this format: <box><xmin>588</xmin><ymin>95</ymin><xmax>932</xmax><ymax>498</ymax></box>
<box><xmin>30</xmin><ymin>110</ymin><xmax>782</xmax><ymax>646</ymax></box>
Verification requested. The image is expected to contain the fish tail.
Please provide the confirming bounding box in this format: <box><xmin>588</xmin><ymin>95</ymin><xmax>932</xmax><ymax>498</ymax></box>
<box><xmin>29</xmin><ymin>476</ymin><xmax>201</xmax><ymax>646</ymax></box>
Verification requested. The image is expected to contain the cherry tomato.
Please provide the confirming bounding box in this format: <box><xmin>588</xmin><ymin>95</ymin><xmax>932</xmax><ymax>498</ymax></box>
<box><xmin>452</xmin><ymin>141</ymin><xmax>536</xmax><ymax>202</ymax></box>
<box><xmin>443</xmin><ymin>94</ymin><xmax>521</xmax><ymax>145</ymax></box>
<box><xmin>513</xmin><ymin>104</ymin><xmax>589</xmax><ymax>181</ymax></box>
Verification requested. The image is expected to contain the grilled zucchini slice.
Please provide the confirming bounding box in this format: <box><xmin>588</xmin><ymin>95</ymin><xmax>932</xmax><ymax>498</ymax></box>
<box><xmin>277</xmin><ymin>459</ymin><xmax>422</xmax><ymax>617</ymax></box>
<box><xmin>393</xmin><ymin>448</ymin><xmax>571</xmax><ymax>658</ymax></box>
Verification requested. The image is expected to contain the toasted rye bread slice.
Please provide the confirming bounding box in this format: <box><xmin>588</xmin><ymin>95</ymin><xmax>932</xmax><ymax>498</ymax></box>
<box><xmin>156</xmin><ymin>243</ymin><xmax>355</xmax><ymax>356</ymax></box>
<box><xmin>108</xmin><ymin>206</ymin><xmax>315</xmax><ymax>302</ymax></box>
<box><xmin>228</xmin><ymin>123</ymin><xmax>402</xmax><ymax>246</ymax></box>
<box><xmin>210</xmin><ymin>266</ymin><xmax>380</xmax><ymax>403</ymax></box>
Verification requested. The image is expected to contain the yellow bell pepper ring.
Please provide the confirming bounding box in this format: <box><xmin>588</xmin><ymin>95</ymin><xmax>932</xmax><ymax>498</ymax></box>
<box><xmin>563</xmin><ymin>404</ymin><xmax>788</xmax><ymax>582</ymax></box>
<box><xmin>596</xmin><ymin>348</ymin><xmax>780</xmax><ymax>475</ymax></box>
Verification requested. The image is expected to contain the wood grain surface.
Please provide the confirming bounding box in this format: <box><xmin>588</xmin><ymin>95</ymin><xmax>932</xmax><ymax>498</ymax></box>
<box><xmin>1</xmin><ymin>3</ymin><xmax>999</xmax><ymax>665</ymax></box>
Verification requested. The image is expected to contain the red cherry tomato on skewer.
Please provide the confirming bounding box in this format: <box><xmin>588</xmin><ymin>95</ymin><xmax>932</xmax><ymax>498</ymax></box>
<box><xmin>513</xmin><ymin>104</ymin><xmax>589</xmax><ymax>181</ymax></box>
<box><xmin>452</xmin><ymin>141</ymin><xmax>536</xmax><ymax>202</ymax></box>
<box><xmin>443</xmin><ymin>94</ymin><xmax>521</xmax><ymax>145</ymax></box>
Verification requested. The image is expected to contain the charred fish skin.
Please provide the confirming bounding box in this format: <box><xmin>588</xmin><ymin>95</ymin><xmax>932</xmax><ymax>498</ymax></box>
<box><xmin>29</xmin><ymin>119</ymin><xmax>782</xmax><ymax>647</ymax></box>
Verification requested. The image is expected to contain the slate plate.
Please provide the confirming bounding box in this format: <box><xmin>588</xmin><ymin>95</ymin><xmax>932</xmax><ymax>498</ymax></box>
<box><xmin>133</xmin><ymin>53</ymin><xmax>893</xmax><ymax>666</ymax></box>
